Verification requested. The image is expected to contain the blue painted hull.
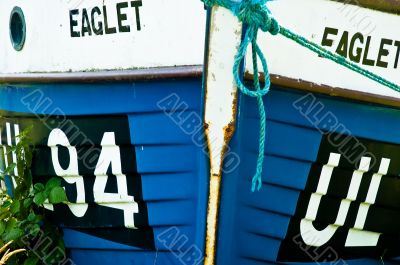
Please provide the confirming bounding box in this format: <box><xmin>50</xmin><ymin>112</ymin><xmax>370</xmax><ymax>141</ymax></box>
<box><xmin>1</xmin><ymin>80</ymin><xmax>400</xmax><ymax>264</ymax></box>
<box><xmin>218</xmin><ymin>86</ymin><xmax>400</xmax><ymax>265</ymax></box>
<box><xmin>0</xmin><ymin>79</ymin><xmax>208</xmax><ymax>265</ymax></box>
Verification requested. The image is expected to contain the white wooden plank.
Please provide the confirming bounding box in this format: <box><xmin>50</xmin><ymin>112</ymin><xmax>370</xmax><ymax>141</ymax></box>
<box><xmin>246</xmin><ymin>0</ymin><xmax>400</xmax><ymax>99</ymax></box>
<box><xmin>0</xmin><ymin>0</ymin><xmax>206</xmax><ymax>73</ymax></box>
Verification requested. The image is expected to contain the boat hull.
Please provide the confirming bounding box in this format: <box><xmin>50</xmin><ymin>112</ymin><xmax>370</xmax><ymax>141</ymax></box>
<box><xmin>0</xmin><ymin>78</ymin><xmax>208</xmax><ymax>265</ymax></box>
<box><xmin>217</xmin><ymin>84</ymin><xmax>400</xmax><ymax>265</ymax></box>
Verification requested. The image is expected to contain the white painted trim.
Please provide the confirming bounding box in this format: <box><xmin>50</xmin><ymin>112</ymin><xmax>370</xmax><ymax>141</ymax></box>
<box><xmin>0</xmin><ymin>0</ymin><xmax>206</xmax><ymax>73</ymax></box>
<box><xmin>247</xmin><ymin>0</ymin><xmax>400</xmax><ymax>99</ymax></box>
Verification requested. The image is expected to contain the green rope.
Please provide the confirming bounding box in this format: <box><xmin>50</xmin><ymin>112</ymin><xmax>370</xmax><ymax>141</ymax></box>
<box><xmin>203</xmin><ymin>0</ymin><xmax>400</xmax><ymax>191</ymax></box>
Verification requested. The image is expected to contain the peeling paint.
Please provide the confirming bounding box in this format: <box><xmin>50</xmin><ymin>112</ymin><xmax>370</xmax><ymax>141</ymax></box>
<box><xmin>203</xmin><ymin>6</ymin><xmax>242</xmax><ymax>265</ymax></box>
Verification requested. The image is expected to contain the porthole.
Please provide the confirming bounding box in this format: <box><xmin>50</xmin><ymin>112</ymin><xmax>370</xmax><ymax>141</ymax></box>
<box><xmin>9</xmin><ymin>7</ymin><xmax>26</xmax><ymax>51</ymax></box>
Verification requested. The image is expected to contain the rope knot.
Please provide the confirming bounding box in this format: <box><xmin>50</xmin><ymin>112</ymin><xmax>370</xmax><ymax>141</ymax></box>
<box><xmin>204</xmin><ymin>0</ymin><xmax>281</xmax><ymax>192</ymax></box>
<box><xmin>203</xmin><ymin>0</ymin><xmax>400</xmax><ymax>193</ymax></box>
<box><xmin>237</xmin><ymin>0</ymin><xmax>280</xmax><ymax>36</ymax></box>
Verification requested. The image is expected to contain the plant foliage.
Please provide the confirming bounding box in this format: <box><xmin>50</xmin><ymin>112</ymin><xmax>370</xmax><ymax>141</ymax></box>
<box><xmin>0</xmin><ymin>126</ymin><xmax>67</xmax><ymax>265</ymax></box>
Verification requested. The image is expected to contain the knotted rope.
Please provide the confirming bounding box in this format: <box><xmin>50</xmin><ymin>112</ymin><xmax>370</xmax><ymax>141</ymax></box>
<box><xmin>203</xmin><ymin>0</ymin><xmax>400</xmax><ymax>192</ymax></box>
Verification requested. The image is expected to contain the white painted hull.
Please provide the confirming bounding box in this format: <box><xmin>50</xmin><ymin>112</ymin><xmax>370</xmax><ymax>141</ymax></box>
<box><xmin>0</xmin><ymin>0</ymin><xmax>206</xmax><ymax>73</ymax></box>
<box><xmin>247</xmin><ymin>0</ymin><xmax>400</xmax><ymax>99</ymax></box>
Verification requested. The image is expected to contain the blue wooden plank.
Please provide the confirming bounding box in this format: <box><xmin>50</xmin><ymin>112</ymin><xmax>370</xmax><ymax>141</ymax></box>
<box><xmin>128</xmin><ymin>113</ymin><xmax>200</xmax><ymax>145</ymax></box>
<box><xmin>135</xmin><ymin>145</ymin><xmax>198</xmax><ymax>173</ymax></box>
<box><xmin>141</xmin><ymin>173</ymin><xmax>197</xmax><ymax>201</ymax></box>
<box><xmin>242</xmin><ymin>119</ymin><xmax>322</xmax><ymax>163</ymax></box>
<box><xmin>0</xmin><ymin>80</ymin><xmax>202</xmax><ymax>115</ymax></box>
<box><xmin>241</xmin><ymin>154</ymin><xmax>311</xmax><ymax>191</ymax></box>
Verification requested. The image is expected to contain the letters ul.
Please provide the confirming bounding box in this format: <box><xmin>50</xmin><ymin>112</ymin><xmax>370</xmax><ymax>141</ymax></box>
<box><xmin>300</xmin><ymin>152</ymin><xmax>390</xmax><ymax>247</ymax></box>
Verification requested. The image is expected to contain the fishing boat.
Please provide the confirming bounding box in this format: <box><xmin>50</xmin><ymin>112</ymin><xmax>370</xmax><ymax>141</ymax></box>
<box><xmin>1</xmin><ymin>0</ymin><xmax>400</xmax><ymax>264</ymax></box>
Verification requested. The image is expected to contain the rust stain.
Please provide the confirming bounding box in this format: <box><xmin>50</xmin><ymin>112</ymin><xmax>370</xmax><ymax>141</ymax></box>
<box><xmin>204</xmin><ymin>172</ymin><xmax>221</xmax><ymax>265</ymax></box>
<box><xmin>204</xmin><ymin>113</ymin><xmax>237</xmax><ymax>265</ymax></box>
<box><xmin>224</xmin><ymin>95</ymin><xmax>238</xmax><ymax>143</ymax></box>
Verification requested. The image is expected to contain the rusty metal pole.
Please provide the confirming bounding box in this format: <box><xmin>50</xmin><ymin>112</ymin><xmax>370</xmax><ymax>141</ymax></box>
<box><xmin>203</xmin><ymin>6</ymin><xmax>242</xmax><ymax>265</ymax></box>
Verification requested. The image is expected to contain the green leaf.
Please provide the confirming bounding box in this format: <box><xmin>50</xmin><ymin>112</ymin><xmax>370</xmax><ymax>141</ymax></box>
<box><xmin>33</xmin><ymin>183</ymin><xmax>45</xmax><ymax>192</ymax></box>
<box><xmin>48</xmin><ymin>187</ymin><xmax>67</xmax><ymax>204</ymax></box>
<box><xmin>3</xmin><ymin>228</ymin><xmax>23</xmax><ymax>242</ymax></box>
<box><xmin>45</xmin><ymin>177</ymin><xmax>62</xmax><ymax>192</ymax></box>
<box><xmin>23</xmin><ymin>256</ymin><xmax>39</xmax><ymax>265</ymax></box>
<box><xmin>23</xmin><ymin>198</ymin><xmax>33</xmax><ymax>208</ymax></box>
<box><xmin>26</xmin><ymin>212</ymin><xmax>42</xmax><ymax>225</ymax></box>
<box><xmin>0</xmin><ymin>220</ymin><xmax>5</xmax><ymax>235</ymax></box>
<box><xmin>5</xmin><ymin>163</ymin><xmax>16</xmax><ymax>175</ymax></box>
<box><xmin>6</xmin><ymin>218</ymin><xmax>17</xmax><ymax>231</ymax></box>
<box><xmin>10</xmin><ymin>201</ymin><xmax>20</xmax><ymax>214</ymax></box>
<box><xmin>33</xmin><ymin>192</ymin><xmax>46</xmax><ymax>205</ymax></box>
<box><xmin>1</xmin><ymin>200</ymin><xmax>11</xmax><ymax>208</ymax></box>
<box><xmin>29</xmin><ymin>224</ymin><xmax>40</xmax><ymax>237</ymax></box>
<box><xmin>27</xmin><ymin>212</ymin><xmax>36</xmax><ymax>222</ymax></box>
